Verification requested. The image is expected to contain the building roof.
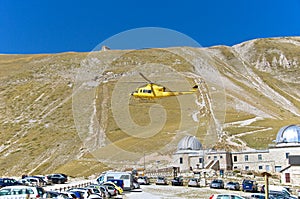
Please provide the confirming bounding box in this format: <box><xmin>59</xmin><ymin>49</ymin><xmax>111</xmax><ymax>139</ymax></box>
<box><xmin>275</xmin><ymin>124</ymin><xmax>300</xmax><ymax>144</ymax></box>
<box><xmin>177</xmin><ymin>136</ymin><xmax>202</xmax><ymax>151</ymax></box>
<box><xmin>288</xmin><ymin>155</ymin><xmax>300</xmax><ymax>165</ymax></box>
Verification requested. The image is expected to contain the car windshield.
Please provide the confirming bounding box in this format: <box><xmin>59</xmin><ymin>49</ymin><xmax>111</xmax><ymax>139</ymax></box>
<box><xmin>0</xmin><ymin>189</ymin><xmax>11</xmax><ymax>196</ymax></box>
<box><xmin>243</xmin><ymin>180</ymin><xmax>254</xmax><ymax>185</ymax></box>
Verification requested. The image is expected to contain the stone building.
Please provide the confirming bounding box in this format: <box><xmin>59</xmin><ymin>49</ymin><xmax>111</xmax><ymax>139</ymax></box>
<box><xmin>280</xmin><ymin>155</ymin><xmax>300</xmax><ymax>185</ymax></box>
<box><xmin>173</xmin><ymin>136</ymin><xmax>203</xmax><ymax>172</ymax></box>
<box><xmin>173</xmin><ymin>125</ymin><xmax>300</xmax><ymax>175</ymax></box>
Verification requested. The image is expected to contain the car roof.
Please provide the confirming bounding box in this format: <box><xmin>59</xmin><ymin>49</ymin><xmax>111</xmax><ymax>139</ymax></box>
<box><xmin>0</xmin><ymin>185</ymin><xmax>41</xmax><ymax>189</ymax></box>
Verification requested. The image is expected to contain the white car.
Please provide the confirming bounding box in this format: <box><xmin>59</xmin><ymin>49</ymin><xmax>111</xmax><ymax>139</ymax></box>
<box><xmin>137</xmin><ymin>176</ymin><xmax>150</xmax><ymax>185</ymax></box>
<box><xmin>0</xmin><ymin>185</ymin><xmax>45</xmax><ymax>199</ymax></box>
<box><xmin>19</xmin><ymin>177</ymin><xmax>45</xmax><ymax>187</ymax></box>
<box><xmin>68</xmin><ymin>188</ymin><xmax>102</xmax><ymax>199</ymax></box>
<box><xmin>187</xmin><ymin>178</ymin><xmax>200</xmax><ymax>187</ymax></box>
<box><xmin>209</xmin><ymin>194</ymin><xmax>246</xmax><ymax>199</ymax></box>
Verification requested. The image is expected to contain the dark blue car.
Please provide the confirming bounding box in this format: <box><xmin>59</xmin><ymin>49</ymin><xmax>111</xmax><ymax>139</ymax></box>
<box><xmin>242</xmin><ymin>179</ymin><xmax>258</xmax><ymax>192</ymax></box>
<box><xmin>0</xmin><ymin>178</ymin><xmax>22</xmax><ymax>188</ymax></box>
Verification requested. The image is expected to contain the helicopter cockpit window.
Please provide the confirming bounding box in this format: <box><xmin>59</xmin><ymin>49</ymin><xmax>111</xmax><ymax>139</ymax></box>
<box><xmin>142</xmin><ymin>89</ymin><xmax>151</xmax><ymax>93</ymax></box>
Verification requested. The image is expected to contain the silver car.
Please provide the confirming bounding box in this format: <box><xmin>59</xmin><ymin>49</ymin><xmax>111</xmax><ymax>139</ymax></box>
<box><xmin>155</xmin><ymin>176</ymin><xmax>168</xmax><ymax>185</ymax></box>
<box><xmin>225</xmin><ymin>182</ymin><xmax>240</xmax><ymax>190</ymax></box>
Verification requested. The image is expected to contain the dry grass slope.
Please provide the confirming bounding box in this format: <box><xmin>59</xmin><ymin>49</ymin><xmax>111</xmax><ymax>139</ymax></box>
<box><xmin>0</xmin><ymin>37</ymin><xmax>299</xmax><ymax>176</ymax></box>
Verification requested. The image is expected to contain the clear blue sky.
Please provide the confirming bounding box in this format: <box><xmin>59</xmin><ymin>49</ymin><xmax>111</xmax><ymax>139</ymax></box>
<box><xmin>0</xmin><ymin>0</ymin><xmax>299</xmax><ymax>54</ymax></box>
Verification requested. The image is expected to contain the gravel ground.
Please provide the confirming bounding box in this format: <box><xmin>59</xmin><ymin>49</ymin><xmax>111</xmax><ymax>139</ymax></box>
<box><xmin>43</xmin><ymin>179</ymin><xmax>255</xmax><ymax>199</ymax></box>
<box><xmin>124</xmin><ymin>184</ymin><xmax>251</xmax><ymax>199</ymax></box>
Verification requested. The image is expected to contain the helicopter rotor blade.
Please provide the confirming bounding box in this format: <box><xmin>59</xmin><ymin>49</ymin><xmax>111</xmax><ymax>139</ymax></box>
<box><xmin>139</xmin><ymin>72</ymin><xmax>152</xmax><ymax>83</ymax></box>
<box><xmin>150</xmin><ymin>83</ymin><xmax>156</xmax><ymax>97</ymax></box>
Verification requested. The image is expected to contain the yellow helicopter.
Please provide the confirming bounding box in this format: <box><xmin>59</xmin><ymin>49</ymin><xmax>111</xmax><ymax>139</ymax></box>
<box><xmin>130</xmin><ymin>73</ymin><xmax>198</xmax><ymax>99</ymax></box>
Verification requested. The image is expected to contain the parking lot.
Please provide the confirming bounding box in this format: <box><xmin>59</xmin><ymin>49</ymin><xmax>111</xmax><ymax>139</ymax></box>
<box><xmin>124</xmin><ymin>184</ymin><xmax>252</xmax><ymax>199</ymax></box>
<box><xmin>44</xmin><ymin>178</ymin><xmax>249</xmax><ymax>199</ymax></box>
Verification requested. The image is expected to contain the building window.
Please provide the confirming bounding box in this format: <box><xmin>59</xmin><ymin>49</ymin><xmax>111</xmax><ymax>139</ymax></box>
<box><xmin>233</xmin><ymin>156</ymin><xmax>237</xmax><ymax>162</ymax></box>
<box><xmin>285</xmin><ymin>173</ymin><xmax>291</xmax><ymax>183</ymax></box>
<box><xmin>179</xmin><ymin>157</ymin><xmax>183</xmax><ymax>164</ymax></box>
<box><xmin>258</xmin><ymin>165</ymin><xmax>263</xmax><ymax>170</ymax></box>
<box><xmin>245</xmin><ymin>155</ymin><xmax>249</xmax><ymax>161</ymax></box>
<box><xmin>220</xmin><ymin>155</ymin><xmax>223</xmax><ymax>159</ymax></box>
<box><xmin>275</xmin><ymin>166</ymin><xmax>282</xmax><ymax>172</ymax></box>
<box><xmin>245</xmin><ymin>166</ymin><xmax>249</xmax><ymax>170</ymax></box>
<box><xmin>266</xmin><ymin>165</ymin><xmax>270</xmax><ymax>171</ymax></box>
<box><xmin>214</xmin><ymin>156</ymin><xmax>217</xmax><ymax>160</ymax></box>
<box><xmin>286</xmin><ymin>153</ymin><xmax>289</xmax><ymax>159</ymax></box>
<box><xmin>233</xmin><ymin>166</ymin><xmax>237</xmax><ymax>169</ymax></box>
<box><xmin>258</xmin><ymin>154</ymin><xmax>262</xmax><ymax>161</ymax></box>
<box><xmin>199</xmin><ymin>158</ymin><xmax>203</xmax><ymax>163</ymax></box>
<box><xmin>208</xmin><ymin>156</ymin><xmax>211</xmax><ymax>159</ymax></box>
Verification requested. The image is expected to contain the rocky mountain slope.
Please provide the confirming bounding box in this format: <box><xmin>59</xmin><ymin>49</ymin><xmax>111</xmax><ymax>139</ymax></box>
<box><xmin>0</xmin><ymin>37</ymin><xmax>299</xmax><ymax>177</ymax></box>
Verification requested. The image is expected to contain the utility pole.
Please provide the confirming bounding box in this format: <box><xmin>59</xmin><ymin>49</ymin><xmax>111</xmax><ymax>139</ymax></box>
<box><xmin>261</xmin><ymin>172</ymin><xmax>271</xmax><ymax>199</ymax></box>
<box><xmin>143</xmin><ymin>152</ymin><xmax>145</xmax><ymax>171</ymax></box>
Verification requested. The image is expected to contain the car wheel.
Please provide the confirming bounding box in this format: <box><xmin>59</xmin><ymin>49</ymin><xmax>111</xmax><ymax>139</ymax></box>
<box><xmin>57</xmin><ymin>180</ymin><xmax>61</xmax><ymax>184</ymax></box>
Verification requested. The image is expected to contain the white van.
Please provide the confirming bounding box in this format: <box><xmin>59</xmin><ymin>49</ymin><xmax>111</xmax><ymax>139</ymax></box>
<box><xmin>97</xmin><ymin>171</ymin><xmax>134</xmax><ymax>191</ymax></box>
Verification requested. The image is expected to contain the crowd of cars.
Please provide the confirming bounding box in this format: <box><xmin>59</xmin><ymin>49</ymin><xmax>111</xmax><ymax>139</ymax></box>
<box><xmin>0</xmin><ymin>173</ymin><xmax>298</xmax><ymax>199</ymax></box>
<box><xmin>0</xmin><ymin>173</ymin><xmax>125</xmax><ymax>199</ymax></box>
<box><xmin>208</xmin><ymin>178</ymin><xmax>298</xmax><ymax>199</ymax></box>
<box><xmin>151</xmin><ymin>175</ymin><xmax>298</xmax><ymax>199</ymax></box>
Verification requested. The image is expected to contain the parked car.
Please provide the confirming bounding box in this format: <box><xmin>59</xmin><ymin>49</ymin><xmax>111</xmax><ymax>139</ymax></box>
<box><xmin>60</xmin><ymin>191</ymin><xmax>78</xmax><ymax>199</ymax></box>
<box><xmin>250</xmin><ymin>193</ymin><xmax>276</xmax><ymax>199</ymax></box>
<box><xmin>137</xmin><ymin>176</ymin><xmax>150</xmax><ymax>185</ymax></box>
<box><xmin>44</xmin><ymin>190</ymin><xmax>69</xmax><ymax>199</ymax></box>
<box><xmin>209</xmin><ymin>194</ymin><xmax>246</xmax><ymax>199</ymax></box>
<box><xmin>86</xmin><ymin>186</ymin><xmax>107</xmax><ymax>198</ymax></box>
<box><xmin>68</xmin><ymin>188</ymin><xmax>102</xmax><ymax>199</ymax></box>
<box><xmin>100</xmin><ymin>184</ymin><xmax>117</xmax><ymax>197</ymax></box>
<box><xmin>0</xmin><ymin>178</ymin><xmax>22</xmax><ymax>188</ymax></box>
<box><xmin>86</xmin><ymin>184</ymin><xmax>115</xmax><ymax>198</ymax></box>
<box><xmin>269</xmin><ymin>185</ymin><xmax>297</xmax><ymax>199</ymax></box>
<box><xmin>20</xmin><ymin>176</ymin><xmax>46</xmax><ymax>187</ymax></box>
<box><xmin>269</xmin><ymin>191</ymin><xmax>292</xmax><ymax>199</ymax></box>
<box><xmin>47</xmin><ymin>173</ymin><xmax>68</xmax><ymax>184</ymax></box>
<box><xmin>225</xmin><ymin>181</ymin><xmax>240</xmax><ymax>190</ymax></box>
<box><xmin>210</xmin><ymin>179</ymin><xmax>224</xmax><ymax>189</ymax></box>
<box><xmin>132</xmin><ymin>179</ymin><xmax>140</xmax><ymax>189</ymax></box>
<box><xmin>155</xmin><ymin>176</ymin><xmax>168</xmax><ymax>185</ymax></box>
<box><xmin>242</xmin><ymin>179</ymin><xmax>258</xmax><ymax>192</ymax></box>
<box><xmin>0</xmin><ymin>185</ymin><xmax>45</xmax><ymax>199</ymax></box>
<box><xmin>106</xmin><ymin>179</ymin><xmax>124</xmax><ymax>190</ymax></box>
<box><xmin>102</xmin><ymin>182</ymin><xmax>123</xmax><ymax>195</ymax></box>
<box><xmin>171</xmin><ymin>176</ymin><xmax>183</xmax><ymax>186</ymax></box>
<box><xmin>32</xmin><ymin>175</ymin><xmax>50</xmax><ymax>185</ymax></box>
<box><xmin>187</xmin><ymin>178</ymin><xmax>200</xmax><ymax>187</ymax></box>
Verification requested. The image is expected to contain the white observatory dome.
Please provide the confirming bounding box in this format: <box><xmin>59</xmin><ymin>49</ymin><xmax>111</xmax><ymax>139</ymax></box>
<box><xmin>177</xmin><ymin>136</ymin><xmax>202</xmax><ymax>151</ymax></box>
